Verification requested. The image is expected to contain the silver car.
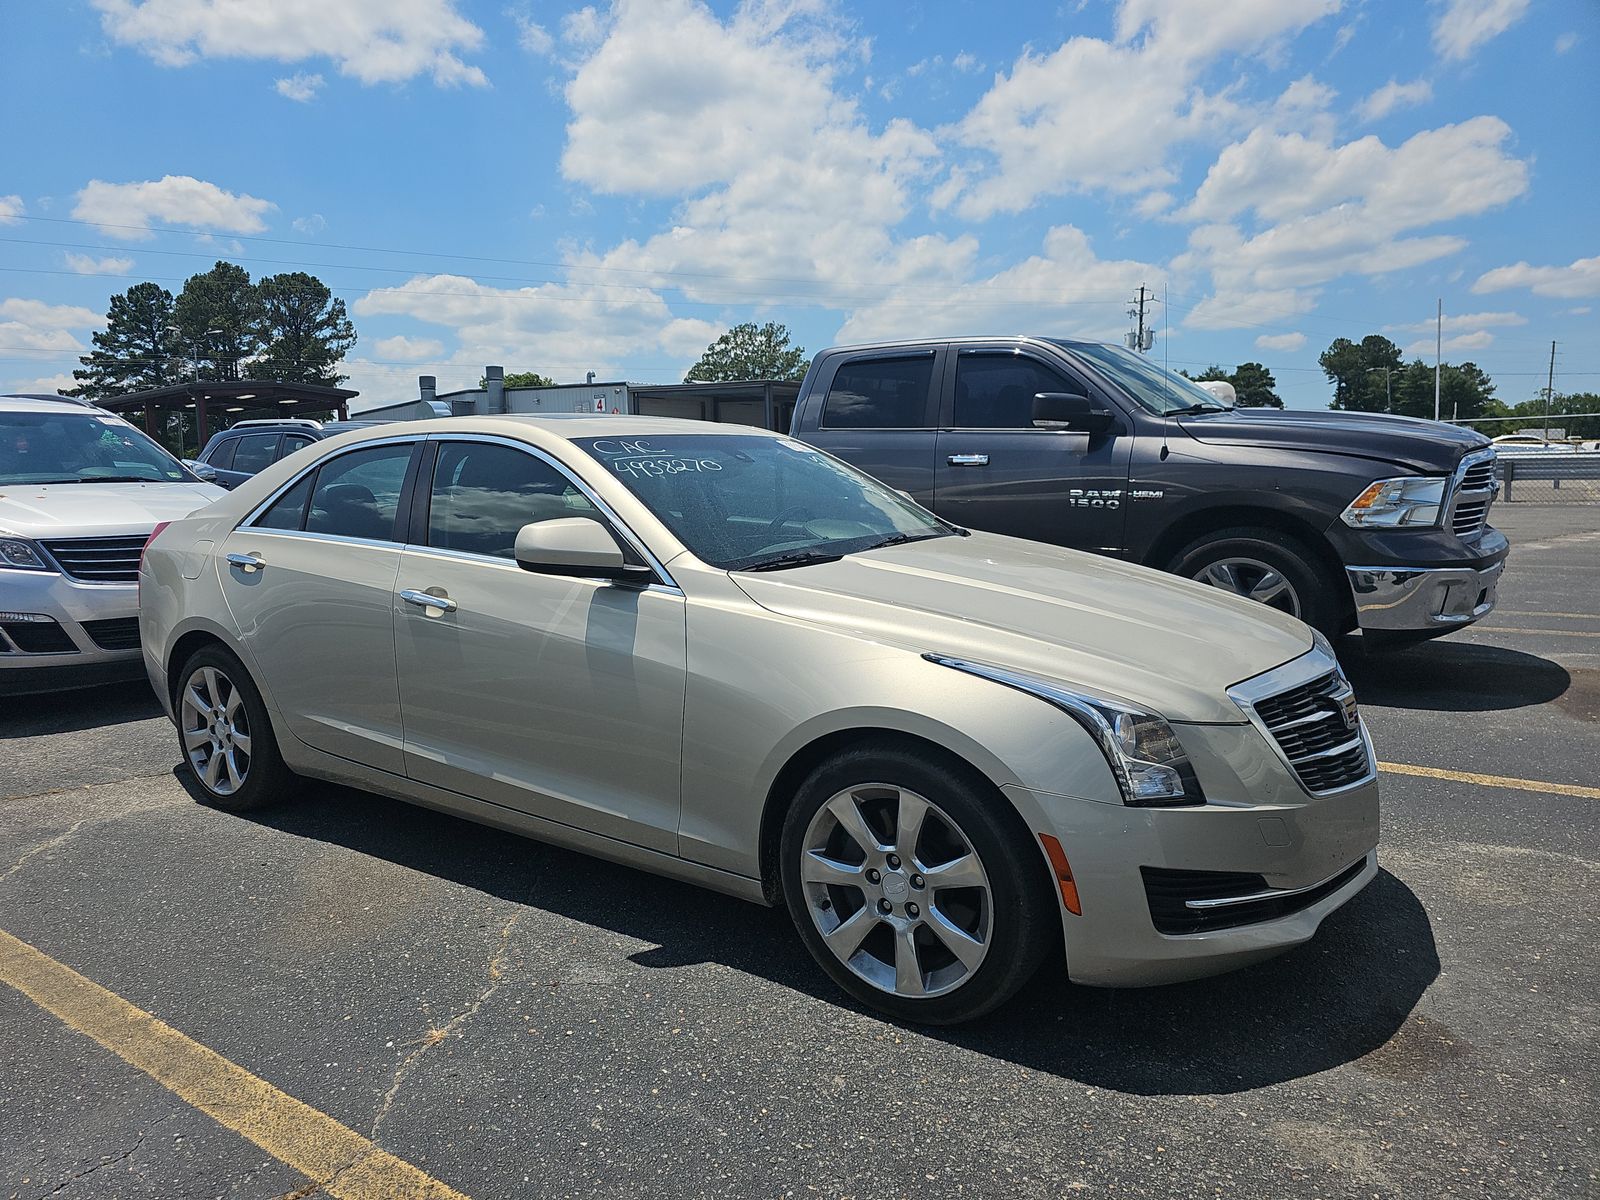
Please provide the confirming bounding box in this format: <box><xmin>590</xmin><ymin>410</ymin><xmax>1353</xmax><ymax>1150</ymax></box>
<box><xmin>140</xmin><ymin>416</ymin><xmax>1380</xmax><ymax>1023</ymax></box>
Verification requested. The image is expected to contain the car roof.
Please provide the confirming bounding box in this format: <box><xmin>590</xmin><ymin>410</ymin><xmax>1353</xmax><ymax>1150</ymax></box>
<box><xmin>330</xmin><ymin>413</ymin><xmax>789</xmax><ymax>444</ymax></box>
<box><xmin>1</xmin><ymin>395</ymin><xmax>117</xmax><ymax>416</ymax></box>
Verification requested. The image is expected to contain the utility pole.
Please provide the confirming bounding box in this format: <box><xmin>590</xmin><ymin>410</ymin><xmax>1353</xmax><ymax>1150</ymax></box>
<box><xmin>1126</xmin><ymin>285</ymin><xmax>1157</xmax><ymax>353</ymax></box>
<box><xmin>1544</xmin><ymin>339</ymin><xmax>1557</xmax><ymax>444</ymax></box>
<box><xmin>1440</xmin><ymin>299</ymin><xmax>1452</xmax><ymax>422</ymax></box>
<box><xmin>1366</xmin><ymin>366</ymin><xmax>1393</xmax><ymax>414</ymax></box>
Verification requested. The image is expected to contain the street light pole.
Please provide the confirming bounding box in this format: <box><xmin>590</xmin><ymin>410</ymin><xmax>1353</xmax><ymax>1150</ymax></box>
<box><xmin>1366</xmin><ymin>366</ymin><xmax>1393</xmax><ymax>414</ymax></box>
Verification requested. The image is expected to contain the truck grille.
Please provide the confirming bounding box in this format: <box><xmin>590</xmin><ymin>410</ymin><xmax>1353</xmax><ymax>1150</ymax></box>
<box><xmin>1451</xmin><ymin>451</ymin><xmax>1496</xmax><ymax>538</ymax></box>
<box><xmin>1251</xmin><ymin>670</ymin><xmax>1372</xmax><ymax>794</ymax></box>
<box><xmin>38</xmin><ymin>535</ymin><xmax>149</xmax><ymax>583</ymax></box>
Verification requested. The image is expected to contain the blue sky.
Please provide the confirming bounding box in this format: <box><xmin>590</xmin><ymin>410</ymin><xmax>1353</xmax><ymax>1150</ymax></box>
<box><xmin>1</xmin><ymin>0</ymin><xmax>1596</xmax><ymax>411</ymax></box>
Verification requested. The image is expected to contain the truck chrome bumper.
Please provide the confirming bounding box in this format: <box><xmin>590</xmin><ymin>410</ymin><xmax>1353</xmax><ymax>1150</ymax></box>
<box><xmin>1345</xmin><ymin>560</ymin><xmax>1504</xmax><ymax>632</ymax></box>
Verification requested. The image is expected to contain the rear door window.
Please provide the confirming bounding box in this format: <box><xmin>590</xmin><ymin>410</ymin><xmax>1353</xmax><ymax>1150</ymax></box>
<box><xmin>277</xmin><ymin>434</ymin><xmax>315</xmax><ymax>461</ymax></box>
<box><xmin>305</xmin><ymin>444</ymin><xmax>414</xmax><ymax>542</ymax></box>
<box><xmin>821</xmin><ymin>356</ymin><xmax>935</xmax><ymax>429</ymax></box>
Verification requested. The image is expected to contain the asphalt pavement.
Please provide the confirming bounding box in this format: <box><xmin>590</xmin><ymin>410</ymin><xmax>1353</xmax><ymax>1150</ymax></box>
<box><xmin>1</xmin><ymin>502</ymin><xmax>1595</xmax><ymax>1199</ymax></box>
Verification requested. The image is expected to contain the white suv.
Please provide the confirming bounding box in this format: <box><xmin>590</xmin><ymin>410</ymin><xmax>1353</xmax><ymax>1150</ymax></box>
<box><xmin>1</xmin><ymin>396</ymin><xmax>225</xmax><ymax>695</ymax></box>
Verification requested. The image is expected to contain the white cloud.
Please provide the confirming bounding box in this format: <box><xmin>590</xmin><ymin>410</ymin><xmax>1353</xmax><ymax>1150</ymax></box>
<box><xmin>1431</xmin><ymin>0</ymin><xmax>1530</xmax><ymax>61</ymax></box>
<box><xmin>292</xmin><ymin>213</ymin><xmax>327</xmax><ymax>234</ymax></box>
<box><xmin>72</xmin><ymin>175</ymin><xmax>275</xmax><ymax>238</ymax></box>
<box><xmin>1388</xmin><ymin>310</ymin><xmax>1526</xmax><ymax>333</ymax></box>
<box><xmin>1472</xmin><ymin>255</ymin><xmax>1600</xmax><ymax>299</ymax></box>
<box><xmin>63</xmin><ymin>253</ymin><xmax>136</xmax><ymax>275</ymax></box>
<box><xmin>5</xmin><ymin>373</ymin><xmax>78</xmax><ymax>396</ymax></box>
<box><xmin>372</xmin><ymin>335</ymin><xmax>445</xmax><ymax>361</ymax></box>
<box><xmin>1255</xmin><ymin>331</ymin><xmax>1307</xmax><ymax>352</ymax></box>
<box><xmin>561</xmin><ymin>5</ymin><xmax>606</xmax><ymax>51</ymax></box>
<box><xmin>952</xmin><ymin>51</ymin><xmax>980</xmax><ymax>73</ymax></box>
<box><xmin>275</xmin><ymin>72</ymin><xmax>323</xmax><ymax>101</ymax></box>
<box><xmin>1182</xmin><ymin>286</ymin><xmax>1318</xmax><ymax>331</ymax></box>
<box><xmin>1555</xmin><ymin>32</ymin><xmax>1577</xmax><ymax>54</ymax></box>
<box><xmin>0</xmin><ymin>298</ymin><xmax>102</xmax><ymax>357</ymax></box>
<box><xmin>355</xmin><ymin>273</ymin><xmax>719</xmax><ymax>382</ymax></box>
<box><xmin>1405</xmin><ymin>330</ymin><xmax>1495</xmax><ymax>356</ymax></box>
<box><xmin>0</xmin><ymin>195</ymin><xmax>23</xmax><ymax>224</ymax></box>
<box><xmin>939</xmin><ymin>0</ymin><xmax>1340</xmax><ymax>218</ymax></box>
<box><xmin>91</xmin><ymin>0</ymin><xmax>487</xmax><ymax>86</ymax></box>
<box><xmin>1358</xmin><ymin>78</ymin><xmax>1432</xmax><ymax>121</ymax></box>
<box><xmin>513</xmin><ymin>9</ymin><xmax>554</xmax><ymax>56</ymax></box>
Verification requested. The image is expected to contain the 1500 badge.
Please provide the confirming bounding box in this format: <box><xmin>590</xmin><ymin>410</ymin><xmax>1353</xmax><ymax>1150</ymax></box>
<box><xmin>1067</xmin><ymin>488</ymin><xmax>1122</xmax><ymax>509</ymax></box>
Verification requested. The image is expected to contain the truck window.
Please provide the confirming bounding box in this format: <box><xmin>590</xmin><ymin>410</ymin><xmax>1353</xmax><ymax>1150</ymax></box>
<box><xmin>953</xmin><ymin>355</ymin><xmax>1072</xmax><ymax>429</ymax></box>
<box><xmin>821</xmin><ymin>356</ymin><xmax>934</xmax><ymax>429</ymax></box>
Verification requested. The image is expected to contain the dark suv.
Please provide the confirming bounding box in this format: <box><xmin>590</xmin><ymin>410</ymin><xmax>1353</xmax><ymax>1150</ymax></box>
<box><xmin>191</xmin><ymin>420</ymin><xmax>383</xmax><ymax>489</ymax></box>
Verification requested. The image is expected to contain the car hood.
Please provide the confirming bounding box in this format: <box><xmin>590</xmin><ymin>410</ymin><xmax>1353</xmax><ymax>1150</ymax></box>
<box><xmin>1177</xmin><ymin>408</ymin><xmax>1489</xmax><ymax>473</ymax></box>
<box><xmin>0</xmin><ymin>481</ymin><xmax>226</xmax><ymax>538</ymax></box>
<box><xmin>731</xmin><ymin>532</ymin><xmax>1313</xmax><ymax>724</ymax></box>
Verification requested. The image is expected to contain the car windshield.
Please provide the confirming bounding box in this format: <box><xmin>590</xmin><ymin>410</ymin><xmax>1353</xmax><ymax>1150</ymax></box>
<box><xmin>0</xmin><ymin>409</ymin><xmax>194</xmax><ymax>485</ymax></box>
<box><xmin>1052</xmin><ymin>340</ymin><xmax>1234</xmax><ymax>415</ymax></box>
<box><xmin>572</xmin><ymin>433</ymin><xmax>954</xmax><ymax>571</ymax></box>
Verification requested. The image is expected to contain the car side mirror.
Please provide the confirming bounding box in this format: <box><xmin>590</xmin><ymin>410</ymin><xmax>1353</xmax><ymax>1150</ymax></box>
<box><xmin>188</xmin><ymin>461</ymin><xmax>223</xmax><ymax>485</ymax></box>
<box><xmin>1032</xmin><ymin>392</ymin><xmax>1115</xmax><ymax>434</ymax></box>
<box><xmin>514</xmin><ymin>517</ymin><xmax>654</xmax><ymax>586</ymax></box>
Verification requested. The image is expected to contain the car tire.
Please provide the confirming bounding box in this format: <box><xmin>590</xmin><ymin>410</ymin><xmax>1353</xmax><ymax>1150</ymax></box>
<box><xmin>1170</xmin><ymin>526</ymin><xmax>1347</xmax><ymax>637</ymax></box>
<box><xmin>174</xmin><ymin>645</ymin><xmax>298</xmax><ymax>813</ymax></box>
<box><xmin>779</xmin><ymin>741</ymin><xmax>1056</xmax><ymax>1025</ymax></box>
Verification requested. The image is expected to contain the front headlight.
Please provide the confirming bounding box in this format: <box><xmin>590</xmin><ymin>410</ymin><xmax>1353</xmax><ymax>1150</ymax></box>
<box><xmin>0</xmin><ymin>536</ymin><xmax>52</xmax><ymax>571</ymax></box>
<box><xmin>924</xmin><ymin>656</ymin><xmax>1205</xmax><ymax>807</ymax></box>
<box><xmin>1340</xmin><ymin>476</ymin><xmax>1447</xmax><ymax>529</ymax></box>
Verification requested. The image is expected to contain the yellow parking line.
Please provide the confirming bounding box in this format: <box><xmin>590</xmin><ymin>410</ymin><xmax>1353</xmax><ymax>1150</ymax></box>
<box><xmin>0</xmin><ymin>929</ymin><xmax>470</xmax><ymax>1200</ymax></box>
<box><xmin>1379</xmin><ymin>761</ymin><xmax>1600</xmax><ymax>800</ymax></box>
<box><xmin>1470</xmin><ymin>627</ymin><xmax>1600</xmax><ymax>638</ymax></box>
<box><xmin>1488</xmin><ymin>610</ymin><xmax>1600</xmax><ymax>620</ymax></box>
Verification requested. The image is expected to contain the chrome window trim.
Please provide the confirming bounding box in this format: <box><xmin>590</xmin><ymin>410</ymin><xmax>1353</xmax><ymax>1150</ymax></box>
<box><xmin>1227</xmin><ymin>646</ymin><xmax>1377</xmax><ymax>797</ymax></box>
<box><xmin>239</xmin><ymin>434</ymin><xmax>422</xmax><ymax>533</ymax></box>
<box><xmin>421</xmin><ymin>432</ymin><xmax>681</xmax><ymax>592</ymax></box>
<box><xmin>230</xmin><ymin>528</ymin><xmax>408</xmax><ymax>554</ymax></box>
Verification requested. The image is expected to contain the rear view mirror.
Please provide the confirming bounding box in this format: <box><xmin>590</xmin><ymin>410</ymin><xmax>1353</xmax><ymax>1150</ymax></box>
<box><xmin>1032</xmin><ymin>392</ymin><xmax>1116</xmax><ymax>434</ymax></box>
<box><xmin>514</xmin><ymin>517</ymin><xmax>653</xmax><ymax>585</ymax></box>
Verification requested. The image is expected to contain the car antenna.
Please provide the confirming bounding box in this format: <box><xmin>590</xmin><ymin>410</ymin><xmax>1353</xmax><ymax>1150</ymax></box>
<box><xmin>1160</xmin><ymin>281</ymin><xmax>1171</xmax><ymax>460</ymax></box>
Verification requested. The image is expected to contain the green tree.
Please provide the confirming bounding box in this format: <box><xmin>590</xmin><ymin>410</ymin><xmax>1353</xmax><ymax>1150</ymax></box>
<box><xmin>65</xmin><ymin>282</ymin><xmax>185</xmax><ymax>400</ymax></box>
<box><xmin>1180</xmin><ymin>365</ymin><xmax>1232</xmax><ymax>383</ymax></box>
<box><xmin>1385</xmin><ymin>359</ymin><xmax>1497</xmax><ymax>421</ymax></box>
<box><xmin>254</xmin><ymin>272</ymin><xmax>356</xmax><ymax>386</ymax></box>
<box><xmin>685</xmin><ymin>322</ymin><xmax>807</xmax><ymax>382</ymax></box>
<box><xmin>485</xmin><ymin>371</ymin><xmax>557</xmax><ymax>388</ymax></box>
<box><xmin>1319</xmin><ymin>334</ymin><xmax>1403</xmax><ymax>411</ymax></box>
<box><xmin>176</xmin><ymin>261</ymin><xmax>262</xmax><ymax>381</ymax></box>
<box><xmin>1229</xmin><ymin>362</ymin><xmax>1283</xmax><ymax>408</ymax></box>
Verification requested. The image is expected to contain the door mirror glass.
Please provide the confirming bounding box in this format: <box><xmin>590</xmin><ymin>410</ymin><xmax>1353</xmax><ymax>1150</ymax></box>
<box><xmin>514</xmin><ymin>517</ymin><xmax>651</xmax><ymax>584</ymax></box>
<box><xmin>1032</xmin><ymin>392</ymin><xmax>1115</xmax><ymax>434</ymax></box>
<box><xmin>189</xmin><ymin>460</ymin><xmax>220</xmax><ymax>483</ymax></box>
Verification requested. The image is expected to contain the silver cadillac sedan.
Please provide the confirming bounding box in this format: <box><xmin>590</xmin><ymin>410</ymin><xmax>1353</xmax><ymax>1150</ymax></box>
<box><xmin>140</xmin><ymin>416</ymin><xmax>1379</xmax><ymax>1023</ymax></box>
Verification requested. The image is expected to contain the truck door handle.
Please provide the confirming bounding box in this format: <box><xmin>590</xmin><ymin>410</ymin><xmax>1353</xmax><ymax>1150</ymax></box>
<box><xmin>947</xmin><ymin>454</ymin><xmax>990</xmax><ymax>466</ymax></box>
<box><xmin>225</xmin><ymin>552</ymin><xmax>264</xmax><ymax>573</ymax></box>
<box><xmin>401</xmin><ymin>588</ymin><xmax>457</xmax><ymax>614</ymax></box>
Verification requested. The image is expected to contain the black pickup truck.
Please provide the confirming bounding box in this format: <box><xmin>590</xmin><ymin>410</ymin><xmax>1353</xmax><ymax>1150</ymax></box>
<box><xmin>785</xmin><ymin>336</ymin><xmax>1508</xmax><ymax>643</ymax></box>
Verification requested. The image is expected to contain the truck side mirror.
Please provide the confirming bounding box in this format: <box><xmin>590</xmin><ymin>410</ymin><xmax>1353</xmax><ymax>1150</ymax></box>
<box><xmin>1032</xmin><ymin>392</ymin><xmax>1115</xmax><ymax>434</ymax></box>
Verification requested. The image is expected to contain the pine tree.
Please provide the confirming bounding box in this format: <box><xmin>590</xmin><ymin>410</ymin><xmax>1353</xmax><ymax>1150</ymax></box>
<box><xmin>255</xmin><ymin>272</ymin><xmax>356</xmax><ymax>386</ymax></box>
<box><xmin>176</xmin><ymin>261</ymin><xmax>263</xmax><ymax>381</ymax></box>
<box><xmin>66</xmin><ymin>282</ymin><xmax>185</xmax><ymax>400</ymax></box>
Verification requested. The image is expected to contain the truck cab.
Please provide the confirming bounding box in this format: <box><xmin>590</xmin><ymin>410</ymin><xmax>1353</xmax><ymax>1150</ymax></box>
<box><xmin>790</xmin><ymin>336</ymin><xmax>1508</xmax><ymax>643</ymax></box>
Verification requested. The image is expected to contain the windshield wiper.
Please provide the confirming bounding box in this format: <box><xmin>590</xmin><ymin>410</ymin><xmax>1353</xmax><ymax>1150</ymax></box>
<box><xmin>859</xmin><ymin>530</ymin><xmax>945</xmax><ymax>553</ymax></box>
<box><xmin>1166</xmin><ymin>403</ymin><xmax>1227</xmax><ymax>416</ymax></box>
<box><xmin>740</xmin><ymin>549</ymin><xmax>846</xmax><ymax>572</ymax></box>
<box><xmin>51</xmin><ymin>475</ymin><xmax>163</xmax><ymax>484</ymax></box>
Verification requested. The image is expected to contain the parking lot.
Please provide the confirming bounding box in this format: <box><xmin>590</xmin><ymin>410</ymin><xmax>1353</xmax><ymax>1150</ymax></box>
<box><xmin>1</xmin><ymin>503</ymin><xmax>1595</xmax><ymax>1200</ymax></box>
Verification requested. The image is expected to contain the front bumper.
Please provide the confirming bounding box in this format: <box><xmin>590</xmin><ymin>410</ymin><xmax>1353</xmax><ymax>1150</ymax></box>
<box><xmin>1006</xmin><ymin>714</ymin><xmax>1381</xmax><ymax>988</ymax></box>
<box><xmin>0</xmin><ymin>569</ymin><xmax>144</xmax><ymax>695</ymax></box>
<box><xmin>1346</xmin><ymin>557</ymin><xmax>1505</xmax><ymax>632</ymax></box>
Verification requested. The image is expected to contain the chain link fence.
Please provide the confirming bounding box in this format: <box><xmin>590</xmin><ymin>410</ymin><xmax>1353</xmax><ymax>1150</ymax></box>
<box><xmin>1496</xmin><ymin>453</ymin><xmax>1600</xmax><ymax>503</ymax></box>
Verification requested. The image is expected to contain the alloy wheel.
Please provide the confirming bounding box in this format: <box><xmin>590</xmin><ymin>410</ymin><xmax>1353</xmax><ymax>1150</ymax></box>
<box><xmin>799</xmin><ymin>784</ymin><xmax>992</xmax><ymax>999</ymax></box>
<box><xmin>180</xmin><ymin>665</ymin><xmax>253</xmax><ymax>797</ymax></box>
<box><xmin>1193</xmin><ymin>556</ymin><xmax>1303</xmax><ymax>617</ymax></box>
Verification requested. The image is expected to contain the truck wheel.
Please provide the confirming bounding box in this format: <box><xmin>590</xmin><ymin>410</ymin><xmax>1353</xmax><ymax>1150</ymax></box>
<box><xmin>1170</xmin><ymin>527</ymin><xmax>1346</xmax><ymax>637</ymax></box>
<box><xmin>779</xmin><ymin>742</ymin><xmax>1055</xmax><ymax>1025</ymax></box>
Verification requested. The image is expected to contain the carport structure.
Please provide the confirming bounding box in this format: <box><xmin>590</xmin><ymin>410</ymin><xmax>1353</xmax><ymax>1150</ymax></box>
<box><xmin>100</xmin><ymin>380</ymin><xmax>358</xmax><ymax>449</ymax></box>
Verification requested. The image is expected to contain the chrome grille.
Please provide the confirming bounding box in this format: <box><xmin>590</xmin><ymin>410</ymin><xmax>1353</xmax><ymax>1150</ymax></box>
<box><xmin>1250</xmin><ymin>670</ymin><xmax>1372</xmax><ymax>794</ymax></box>
<box><xmin>38</xmin><ymin>534</ymin><xmax>149</xmax><ymax>583</ymax></box>
<box><xmin>1450</xmin><ymin>450</ymin><xmax>1496</xmax><ymax>538</ymax></box>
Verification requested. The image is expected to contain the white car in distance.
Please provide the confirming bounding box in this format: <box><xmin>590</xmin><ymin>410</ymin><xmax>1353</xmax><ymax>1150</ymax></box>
<box><xmin>1</xmin><ymin>396</ymin><xmax>225</xmax><ymax>695</ymax></box>
<box><xmin>140</xmin><ymin>416</ymin><xmax>1380</xmax><ymax>1023</ymax></box>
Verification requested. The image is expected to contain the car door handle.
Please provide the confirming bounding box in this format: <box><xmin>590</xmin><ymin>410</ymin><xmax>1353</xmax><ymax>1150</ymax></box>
<box><xmin>225</xmin><ymin>552</ymin><xmax>264</xmax><ymax>573</ymax></box>
<box><xmin>400</xmin><ymin>588</ymin><xmax>457</xmax><ymax>614</ymax></box>
<box><xmin>947</xmin><ymin>454</ymin><xmax>990</xmax><ymax>466</ymax></box>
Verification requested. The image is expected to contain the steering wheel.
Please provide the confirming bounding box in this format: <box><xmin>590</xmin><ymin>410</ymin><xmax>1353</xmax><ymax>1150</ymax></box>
<box><xmin>765</xmin><ymin>504</ymin><xmax>816</xmax><ymax>536</ymax></box>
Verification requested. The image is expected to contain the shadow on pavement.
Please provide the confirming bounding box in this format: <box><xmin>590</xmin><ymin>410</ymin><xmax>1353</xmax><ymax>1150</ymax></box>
<box><xmin>0</xmin><ymin>680</ymin><xmax>162</xmax><ymax>739</ymax></box>
<box><xmin>1344</xmin><ymin>640</ymin><xmax>1569</xmax><ymax>712</ymax></box>
<box><xmin>223</xmin><ymin>775</ymin><xmax>1438</xmax><ymax>1098</ymax></box>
